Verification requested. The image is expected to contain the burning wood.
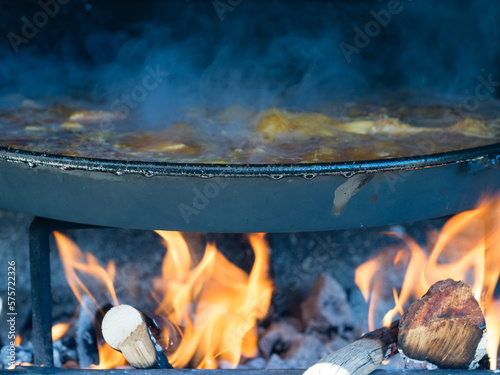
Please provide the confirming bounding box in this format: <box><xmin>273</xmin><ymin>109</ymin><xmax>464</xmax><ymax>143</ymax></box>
<box><xmin>303</xmin><ymin>279</ymin><xmax>487</xmax><ymax>375</ymax></box>
<box><xmin>398</xmin><ymin>279</ymin><xmax>486</xmax><ymax>369</ymax></box>
<box><xmin>45</xmin><ymin>231</ymin><xmax>274</xmax><ymax>369</ymax></box>
<box><xmin>101</xmin><ymin>304</ymin><xmax>180</xmax><ymax>369</ymax></box>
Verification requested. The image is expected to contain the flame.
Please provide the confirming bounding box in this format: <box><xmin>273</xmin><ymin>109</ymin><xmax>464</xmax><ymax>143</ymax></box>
<box><xmin>153</xmin><ymin>231</ymin><xmax>273</xmax><ymax>369</ymax></box>
<box><xmin>355</xmin><ymin>255</ymin><xmax>384</xmax><ymax>332</ymax></box>
<box><xmin>90</xmin><ymin>342</ymin><xmax>127</xmax><ymax>369</ymax></box>
<box><xmin>14</xmin><ymin>335</ymin><xmax>21</xmax><ymax>346</ymax></box>
<box><xmin>52</xmin><ymin>322</ymin><xmax>71</xmax><ymax>342</ymax></box>
<box><xmin>487</xmin><ymin>299</ymin><xmax>500</xmax><ymax>370</ymax></box>
<box><xmin>54</xmin><ymin>232</ymin><xmax>118</xmax><ymax>310</ymax></box>
<box><xmin>53</xmin><ymin>230</ymin><xmax>272</xmax><ymax>369</ymax></box>
<box><xmin>355</xmin><ymin>196</ymin><xmax>500</xmax><ymax>369</ymax></box>
<box><xmin>7</xmin><ymin>363</ymin><xmax>34</xmax><ymax>369</ymax></box>
<box><xmin>54</xmin><ymin>231</ymin><xmax>123</xmax><ymax>369</ymax></box>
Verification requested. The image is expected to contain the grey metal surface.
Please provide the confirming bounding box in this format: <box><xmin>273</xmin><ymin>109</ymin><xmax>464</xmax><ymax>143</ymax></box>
<box><xmin>0</xmin><ymin>144</ymin><xmax>499</xmax><ymax>232</ymax></box>
<box><xmin>29</xmin><ymin>218</ymin><xmax>54</xmax><ymax>367</ymax></box>
<box><xmin>0</xmin><ymin>369</ymin><xmax>306</xmax><ymax>375</ymax></box>
<box><xmin>1</xmin><ymin>368</ymin><xmax>496</xmax><ymax>374</ymax></box>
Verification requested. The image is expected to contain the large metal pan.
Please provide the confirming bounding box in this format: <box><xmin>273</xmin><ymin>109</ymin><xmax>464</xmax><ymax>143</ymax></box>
<box><xmin>0</xmin><ymin>143</ymin><xmax>499</xmax><ymax>233</ymax></box>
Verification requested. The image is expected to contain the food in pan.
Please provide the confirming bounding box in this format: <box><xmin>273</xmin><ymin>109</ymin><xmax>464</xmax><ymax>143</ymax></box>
<box><xmin>0</xmin><ymin>97</ymin><xmax>499</xmax><ymax>164</ymax></box>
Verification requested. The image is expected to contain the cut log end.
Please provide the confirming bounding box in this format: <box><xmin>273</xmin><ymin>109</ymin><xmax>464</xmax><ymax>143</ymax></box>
<box><xmin>398</xmin><ymin>279</ymin><xmax>487</xmax><ymax>369</ymax></box>
<box><xmin>101</xmin><ymin>304</ymin><xmax>158</xmax><ymax>369</ymax></box>
<box><xmin>304</xmin><ymin>279</ymin><xmax>488</xmax><ymax>375</ymax></box>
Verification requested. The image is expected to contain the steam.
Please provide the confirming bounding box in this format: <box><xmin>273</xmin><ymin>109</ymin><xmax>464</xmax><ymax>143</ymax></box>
<box><xmin>93</xmin><ymin>1</ymin><xmax>367</xmax><ymax>126</ymax></box>
<box><xmin>394</xmin><ymin>1</ymin><xmax>500</xmax><ymax>95</ymax></box>
<box><xmin>0</xmin><ymin>0</ymin><xmax>499</xmax><ymax>120</ymax></box>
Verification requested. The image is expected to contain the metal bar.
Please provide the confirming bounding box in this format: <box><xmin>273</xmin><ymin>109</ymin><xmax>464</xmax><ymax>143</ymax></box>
<box><xmin>28</xmin><ymin>217</ymin><xmax>110</xmax><ymax>367</ymax></box>
<box><xmin>29</xmin><ymin>217</ymin><xmax>55</xmax><ymax>367</ymax></box>
<box><xmin>1</xmin><ymin>370</ymin><xmax>304</xmax><ymax>375</ymax></box>
<box><xmin>1</xmin><ymin>369</ymin><xmax>496</xmax><ymax>375</ymax></box>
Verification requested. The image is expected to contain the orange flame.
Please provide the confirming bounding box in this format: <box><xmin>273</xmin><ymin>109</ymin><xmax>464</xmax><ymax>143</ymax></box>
<box><xmin>54</xmin><ymin>230</ymin><xmax>272</xmax><ymax>369</ymax></box>
<box><xmin>7</xmin><ymin>363</ymin><xmax>34</xmax><ymax>370</ymax></box>
<box><xmin>54</xmin><ymin>232</ymin><xmax>118</xmax><ymax>311</ymax></box>
<box><xmin>153</xmin><ymin>231</ymin><xmax>273</xmax><ymax>369</ymax></box>
<box><xmin>355</xmin><ymin>196</ymin><xmax>500</xmax><ymax>369</ymax></box>
<box><xmin>487</xmin><ymin>300</ymin><xmax>500</xmax><ymax>370</ymax></box>
<box><xmin>52</xmin><ymin>322</ymin><xmax>71</xmax><ymax>342</ymax></box>
<box><xmin>54</xmin><ymin>231</ymin><xmax>124</xmax><ymax>368</ymax></box>
<box><xmin>90</xmin><ymin>342</ymin><xmax>127</xmax><ymax>369</ymax></box>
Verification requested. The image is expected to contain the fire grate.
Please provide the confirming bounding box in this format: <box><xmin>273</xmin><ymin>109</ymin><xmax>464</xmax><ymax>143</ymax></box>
<box><xmin>0</xmin><ymin>368</ymin><xmax>306</xmax><ymax>375</ymax></box>
<box><xmin>0</xmin><ymin>368</ymin><xmax>496</xmax><ymax>375</ymax></box>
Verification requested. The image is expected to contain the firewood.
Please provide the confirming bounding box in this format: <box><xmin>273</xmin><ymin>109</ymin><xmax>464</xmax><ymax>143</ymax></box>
<box><xmin>303</xmin><ymin>320</ymin><xmax>399</xmax><ymax>375</ymax></box>
<box><xmin>398</xmin><ymin>279</ymin><xmax>487</xmax><ymax>369</ymax></box>
<box><xmin>303</xmin><ymin>279</ymin><xmax>487</xmax><ymax>375</ymax></box>
<box><xmin>101</xmin><ymin>304</ymin><xmax>180</xmax><ymax>369</ymax></box>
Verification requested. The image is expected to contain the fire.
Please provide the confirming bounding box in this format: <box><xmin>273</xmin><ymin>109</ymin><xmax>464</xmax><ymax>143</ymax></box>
<box><xmin>52</xmin><ymin>230</ymin><xmax>273</xmax><ymax>369</ymax></box>
<box><xmin>54</xmin><ymin>232</ymin><xmax>126</xmax><ymax>368</ymax></box>
<box><xmin>7</xmin><ymin>363</ymin><xmax>33</xmax><ymax>370</ymax></box>
<box><xmin>487</xmin><ymin>300</ymin><xmax>500</xmax><ymax>369</ymax></box>
<box><xmin>54</xmin><ymin>232</ymin><xmax>119</xmax><ymax>310</ymax></box>
<box><xmin>52</xmin><ymin>322</ymin><xmax>70</xmax><ymax>342</ymax></box>
<box><xmin>355</xmin><ymin>196</ymin><xmax>500</xmax><ymax>369</ymax></box>
<box><xmin>153</xmin><ymin>231</ymin><xmax>273</xmax><ymax>369</ymax></box>
<box><xmin>90</xmin><ymin>342</ymin><xmax>127</xmax><ymax>370</ymax></box>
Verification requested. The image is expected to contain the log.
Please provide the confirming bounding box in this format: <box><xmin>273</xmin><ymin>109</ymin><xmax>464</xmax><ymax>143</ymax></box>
<box><xmin>302</xmin><ymin>320</ymin><xmax>399</xmax><ymax>375</ymax></box>
<box><xmin>101</xmin><ymin>304</ymin><xmax>181</xmax><ymax>369</ymax></box>
<box><xmin>303</xmin><ymin>279</ymin><xmax>488</xmax><ymax>375</ymax></box>
<box><xmin>398</xmin><ymin>279</ymin><xmax>487</xmax><ymax>369</ymax></box>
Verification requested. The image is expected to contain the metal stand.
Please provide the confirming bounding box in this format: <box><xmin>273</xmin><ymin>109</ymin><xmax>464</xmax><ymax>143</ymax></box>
<box><xmin>28</xmin><ymin>217</ymin><xmax>106</xmax><ymax>367</ymax></box>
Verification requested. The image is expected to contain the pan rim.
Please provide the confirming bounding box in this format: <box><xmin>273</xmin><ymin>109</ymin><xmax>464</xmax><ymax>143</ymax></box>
<box><xmin>0</xmin><ymin>143</ymin><xmax>499</xmax><ymax>178</ymax></box>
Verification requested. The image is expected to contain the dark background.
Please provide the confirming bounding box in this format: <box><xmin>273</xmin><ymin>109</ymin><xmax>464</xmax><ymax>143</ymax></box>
<box><xmin>0</xmin><ymin>0</ymin><xmax>499</xmax><ymax>105</ymax></box>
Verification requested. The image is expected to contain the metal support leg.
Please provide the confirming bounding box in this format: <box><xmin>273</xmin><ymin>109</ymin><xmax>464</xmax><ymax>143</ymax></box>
<box><xmin>29</xmin><ymin>217</ymin><xmax>55</xmax><ymax>367</ymax></box>
<box><xmin>29</xmin><ymin>217</ymin><xmax>108</xmax><ymax>367</ymax></box>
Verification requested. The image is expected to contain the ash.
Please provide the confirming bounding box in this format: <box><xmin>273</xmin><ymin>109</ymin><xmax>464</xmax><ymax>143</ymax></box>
<box><xmin>239</xmin><ymin>273</ymin><xmax>361</xmax><ymax>370</ymax></box>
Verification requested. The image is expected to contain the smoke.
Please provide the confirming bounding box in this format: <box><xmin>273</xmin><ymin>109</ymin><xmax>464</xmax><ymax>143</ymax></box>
<box><xmin>392</xmin><ymin>1</ymin><xmax>500</xmax><ymax>96</ymax></box>
<box><xmin>0</xmin><ymin>0</ymin><xmax>499</xmax><ymax>119</ymax></box>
